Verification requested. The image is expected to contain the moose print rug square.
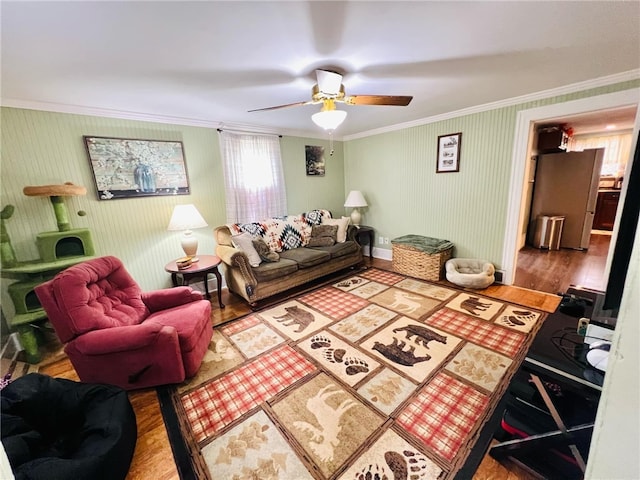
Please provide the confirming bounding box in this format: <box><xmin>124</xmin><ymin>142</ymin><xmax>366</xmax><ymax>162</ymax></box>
<box><xmin>170</xmin><ymin>269</ymin><xmax>546</xmax><ymax>480</ymax></box>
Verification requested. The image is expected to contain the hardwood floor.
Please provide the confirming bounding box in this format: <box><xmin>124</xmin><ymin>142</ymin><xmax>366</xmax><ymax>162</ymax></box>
<box><xmin>37</xmin><ymin>258</ymin><xmax>559</xmax><ymax>480</ymax></box>
<box><xmin>514</xmin><ymin>232</ymin><xmax>611</xmax><ymax>295</ymax></box>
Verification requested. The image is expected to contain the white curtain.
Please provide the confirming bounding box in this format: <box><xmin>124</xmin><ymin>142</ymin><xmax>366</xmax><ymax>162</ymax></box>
<box><xmin>567</xmin><ymin>132</ymin><xmax>633</xmax><ymax>177</ymax></box>
<box><xmin>218</xmin><ymin>131</ymin><xmax>287</xmax><ymax>223</ymax></box>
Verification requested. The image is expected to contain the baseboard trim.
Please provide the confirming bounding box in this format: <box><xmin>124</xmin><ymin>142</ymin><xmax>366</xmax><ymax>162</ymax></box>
<box><xmin>372</xmin><ymin>247</ymin><xmax>392</xmax><ymax>261</ymax></box>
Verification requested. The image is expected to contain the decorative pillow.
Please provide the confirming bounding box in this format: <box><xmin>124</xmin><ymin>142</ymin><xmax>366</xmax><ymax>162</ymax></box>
<box><xmin>252</xmin><ymin>238</ymin><xmax>280</xmax><ymax>262</ymax></box>
<box><xmin>311</xmin><ymin>224</ymin><xmax>338</xmax><ymax>240</ymax></box>
<box><xmin>307</xmin><ymin>224</ymin><xmax>337</xmax><ymax>247</ymax></box>
<box><xmin>322</xmin><ymin>216</ymin><xmax>350</xmax><ymax>243</ymax></box>
<box><xmin>307</xmin><ymin>236</ymin><xmax>335</xmax><ymax>247</ymax></box>
<box><xmin>231</xmin><ymin>233</ymin><xmax>261</xmax><ymax>267</ymax></box>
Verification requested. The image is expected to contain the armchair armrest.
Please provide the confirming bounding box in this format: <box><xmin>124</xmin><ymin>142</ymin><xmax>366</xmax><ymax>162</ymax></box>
<box><xmin>71</xmin><ymin>322</ymin><xmax>178</xmax><ymax>355</ymax></box>
<box><xmin>142</xmin><ymin>286</ymin><xmax>203</xmax><ymax>312</ymax></box>
<box><xmin>216</xmin><ymin>244</ymin><xmax>244</xmax><ymax>265</ymax></box>
<box><xmin>216</xmin><ymin>245</ymin><xmax>257</xmax><ymax>286</ymax></box>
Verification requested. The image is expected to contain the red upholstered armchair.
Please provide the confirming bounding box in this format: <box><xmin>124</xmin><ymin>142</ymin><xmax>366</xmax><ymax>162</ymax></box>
<box><xmin>35</xmin><ymin>256</ymin><xmax>213</xmax><ymax>390</ymax></box>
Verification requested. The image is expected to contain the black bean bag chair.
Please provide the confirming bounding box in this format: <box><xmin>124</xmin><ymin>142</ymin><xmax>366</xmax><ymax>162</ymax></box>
<box><xmin>1</xmin><ymin>373</ymin><xmax>137</xmax><ymax>480</ymax></box>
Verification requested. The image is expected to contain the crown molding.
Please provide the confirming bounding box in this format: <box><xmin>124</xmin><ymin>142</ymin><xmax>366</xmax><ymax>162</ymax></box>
<box><xmin>0</xmin><ymin>98</ymin><xmax>335</xmax><ymax>140</ymax></box>
<box><xmin>2</xmin><ymin>69</ymin><xmax>638</xmax><ymax>142</ymax></box>
<box><xmin>343</xmin><ymin>69</ymin><xmax>640</xmax><ymax>141</ymax></box>
<box><xmin>0</xmin><ymin>98</ymin><xmax>222</xmax><ymax>128</ymax></box>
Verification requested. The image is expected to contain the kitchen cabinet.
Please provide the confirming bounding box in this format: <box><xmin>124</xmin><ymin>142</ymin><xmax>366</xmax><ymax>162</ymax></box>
<box><xmin>593</xmin><ymin>190</ymin><xmax>620</xmax><ymax>231</ymax></box>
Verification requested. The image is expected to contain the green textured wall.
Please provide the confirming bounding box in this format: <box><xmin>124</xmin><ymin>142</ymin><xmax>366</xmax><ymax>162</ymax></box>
<box><xmin>280</xmin><ymin>136</ymin><xmax>345</xmax><ymax>215</ymax></box>
<box><xmin>1</xmin><ymin>78</ymin><xmax>637</xmax><ymax>317</ymax></box>
<box><xmin>0</xmin><ymin>108</ymin><xmax>343</xmax><ymax>307</ymax></box>
<box><xmin>344</xmin><ymin>80</ymin><xmax>640</xmax><ymax>266</ymax></box>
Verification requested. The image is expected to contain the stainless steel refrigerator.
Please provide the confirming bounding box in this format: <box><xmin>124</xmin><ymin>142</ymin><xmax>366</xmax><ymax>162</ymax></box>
<box><xmin>530</xmin><ymin>149</ymin><xmax>604</xmax><ymax>250</ymax></box>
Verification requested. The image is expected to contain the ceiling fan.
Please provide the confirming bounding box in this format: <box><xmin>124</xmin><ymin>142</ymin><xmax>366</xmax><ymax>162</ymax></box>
<box><xmin>248</xmin><ymin>69</ymin><xmax>413</xmax><ymax>130</ymax></box>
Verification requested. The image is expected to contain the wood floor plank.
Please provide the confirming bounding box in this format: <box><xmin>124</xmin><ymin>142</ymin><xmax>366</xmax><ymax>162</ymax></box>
<box><xmin>514</xmin><ymin>233</ymin><xmax>610</xmax><ymax>294</ymax></box>
<box><xmin>482</xmin><ymin>285</ymin><xmax>561</xmax><ymax>313</ymax></box>
<box><xmin>126</xmin><ymin>395</ymin><xmax>179</xmax><ymax>480</ymax></box>
<box><xmin>473</xmin><ymin>441</ymin><xmax>542</xmax><ymax>480</ymax></box>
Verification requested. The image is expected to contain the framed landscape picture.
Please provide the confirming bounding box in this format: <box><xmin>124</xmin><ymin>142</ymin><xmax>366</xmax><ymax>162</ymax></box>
<box><xmin>305</xmin><ymin>145</ymin><xmax>325</xmax><ymax>176</ymax></box>
<box><xmin>436</xmin><ymin>132</ymin><xmax>462</xmax><ymax>173</ymax></box>
<box><xmin>84</xmin><ymin>136</ymin><xmax>190</xmax><ymax>200</ymax></box>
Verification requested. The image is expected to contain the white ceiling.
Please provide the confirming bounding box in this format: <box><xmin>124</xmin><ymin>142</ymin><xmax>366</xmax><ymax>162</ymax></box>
<box><xmin>542</xmin><ymin>105</ymin><xmax>638</xmax><ymax>136</ymax></box>
<box><xmin>2</xmin><ymin>1</ymin><xmax>639</xmax><ymax>138</ymax></box>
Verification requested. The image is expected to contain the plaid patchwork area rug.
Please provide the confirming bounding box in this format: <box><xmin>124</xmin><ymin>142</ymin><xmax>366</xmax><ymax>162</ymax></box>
<box><xmin>159</xmin><ymin>268</ymin><xmax>547</xmax><ymax>480</ymax></box>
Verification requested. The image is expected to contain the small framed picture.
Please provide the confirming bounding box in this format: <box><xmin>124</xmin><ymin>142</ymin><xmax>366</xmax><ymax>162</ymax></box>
<box><xmin>305</xmin><ymin>145</ymin><xmax>325</xmax><ymax>176</ymax></box>
<box><xmin>436</xmin><ymin>132</ymin><xmax>462</xmax><ymax>173</ymax></box>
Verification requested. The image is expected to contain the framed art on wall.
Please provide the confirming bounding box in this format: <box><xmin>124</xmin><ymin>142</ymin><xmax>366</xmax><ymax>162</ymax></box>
<box><xmin>305</xmin><ymin>145</ymin><xmax>325</xmax><ymax>176</ymax></box>
<box><xmin>84</xmin><ymin>136</ymin><xmax>191</xmax><ymax>200</ymax></box>
<box><xmin>436</xmin><ymin>132</ymin><xmax>462</xmax><ymax>173</ymax></box>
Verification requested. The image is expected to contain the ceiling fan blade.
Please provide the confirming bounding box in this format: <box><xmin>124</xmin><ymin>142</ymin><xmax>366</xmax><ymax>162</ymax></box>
<box><xmin>248</xmin><ymin>100</ymin><xmax>313</xmax><ymax>112</ymax></box>
<box><xmin>345</xmin><ymin>95</ymin><xmax>413</xmax><ymax>106</ymax></box>
<box><xmin>316</xmin><ymin>69</ymin><xmax>343</xmax><ymax>95</ymax></box>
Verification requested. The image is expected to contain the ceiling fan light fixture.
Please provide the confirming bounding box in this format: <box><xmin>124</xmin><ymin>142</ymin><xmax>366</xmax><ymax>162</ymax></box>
<box><xmin>312</xmin><ymin>109</ymin><xmax>347</xmax><ymax>130</ymax></box>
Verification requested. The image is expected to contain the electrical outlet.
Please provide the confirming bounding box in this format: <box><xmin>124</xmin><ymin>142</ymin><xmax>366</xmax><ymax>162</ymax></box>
<box><xmin>378</xmin><ymin>236</ymin><xmax>385</xmax><ymax>244</ymax></box>
<box><xmin>384</xmin><ymin>237</ymin><xmax>390</xmax><ymax>244</ymax></box>
<box><xmin>494</xmin><ymin>270</ymin><xmax>505</xmax><ymax>284</ymax></box>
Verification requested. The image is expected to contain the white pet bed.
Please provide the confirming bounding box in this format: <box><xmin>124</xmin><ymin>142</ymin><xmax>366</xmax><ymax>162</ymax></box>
<box><xmin>445</xmin><ymin>258</ymin><xmax>495</xmax><ymax>289</ymax></box>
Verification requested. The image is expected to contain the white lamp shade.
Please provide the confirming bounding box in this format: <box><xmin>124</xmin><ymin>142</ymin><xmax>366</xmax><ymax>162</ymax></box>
<box><xmin>344</xmin><ymin>190</ymin><xmax>368</xmax><ymax>208</ymax></box>
<box><xmin>168</xmin><ymin>204</ymin><xmax>208</xmax><ymax>258</ymax></box>
<box><xmin>344</xmin><ymin>190</ymin><xmax>367</xmax><ymax>226</ymax></box>
<box><xmin>167</xmin><ymin>204</ymin><xmax>208</xmax><ymax>231</ymax></box>
<box><xmin>312</xmin><ymin>109</ymin><xmax>347</xmax><ymax>130</ymax></box>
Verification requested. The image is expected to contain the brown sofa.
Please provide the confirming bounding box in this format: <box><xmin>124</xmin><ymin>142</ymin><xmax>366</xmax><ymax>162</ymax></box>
<box><xmin>214</xmin><ymin>215</ymin><xmax>363</xmax><ymax>305</ymax></box>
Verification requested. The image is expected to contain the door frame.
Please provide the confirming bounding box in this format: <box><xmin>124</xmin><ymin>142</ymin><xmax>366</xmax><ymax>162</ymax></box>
<box><xmin>501</xmin><ymin>88</ymin><xmax>640</xmax><ymax>285</ymax></box>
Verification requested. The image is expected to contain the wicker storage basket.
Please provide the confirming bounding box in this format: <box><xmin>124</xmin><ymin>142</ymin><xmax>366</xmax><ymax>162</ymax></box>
<box><xmin>391</xmin><ymin>235</ymin><xmax>453</xmax><ymax>281</ymax></box>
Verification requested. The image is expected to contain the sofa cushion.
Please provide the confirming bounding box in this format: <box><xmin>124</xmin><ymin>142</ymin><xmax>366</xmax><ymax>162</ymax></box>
<box><xmin>308</xmin><ymin>224</ymin><xmax>338</xmax><ymax>247</ymax></box>
<box><xmin>252</xmin><ymin>238</ymin><xmax>280</xmax><ymax>262</ymax></box>
<box><xmin>308</xmin><ymin>240</ymin><xmax>359</xmax><ymax>259</ymax></box>
<box><xmin>279</xmin><ymin>247</ymin><xmax>331</xmax><ymax>268</ymax></box>
<box><xmin>311</xmin><ymin>224</ymin><xmax>338</xmax><ymax>240</ymax></box>
<box><xmin>322</xmin><ymin>216</ymin><xmax>350</xmax><ymax>243</ymax></box>
<box><xmin>307</xmin><ymin>236</ymin><xmax>335</xmax><ymax>247</ymax></box>
<box><xmin>231</xmin><ymin>233</ymin><xmax>262</xmax><ymax>267</ymax></box>
<box><xmin>252</xmin><ymin>258</ymin><xmax>299</xmax><ymax>282</ymax></box>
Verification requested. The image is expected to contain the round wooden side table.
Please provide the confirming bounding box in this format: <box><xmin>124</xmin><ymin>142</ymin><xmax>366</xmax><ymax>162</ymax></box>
<box><xmin>164</xmin><ymin>254</ymin><xmax>225</xmax><ymax>308</ymax></box>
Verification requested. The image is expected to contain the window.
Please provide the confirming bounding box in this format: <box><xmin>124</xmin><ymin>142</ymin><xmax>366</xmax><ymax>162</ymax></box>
<box><xmin>218</xmin><ymin>131</ymin><xmax>287</xmax><ymax>223</ymax></box>
<box><xmin>568</xmin><ymin>133</ymin><xmax>633</xmax><ymax>177</ymax></box>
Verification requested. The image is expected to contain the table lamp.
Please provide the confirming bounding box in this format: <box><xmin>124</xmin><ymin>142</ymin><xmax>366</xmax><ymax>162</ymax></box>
<box><xmin>344</xmin><ymin>190</ymin><xmax>368</xmax><ymax>227</ymax></box>
<box><xmin>167</xmin><ymin>204</ymin><xmax>208</xmax><ymax>261</ymax></box>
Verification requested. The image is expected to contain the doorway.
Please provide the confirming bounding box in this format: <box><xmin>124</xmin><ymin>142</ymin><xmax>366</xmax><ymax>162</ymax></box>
<box><xmin>501</xmin><ymin>89</ymin><xmax>640</xmax><ymax>293</ymax></box>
